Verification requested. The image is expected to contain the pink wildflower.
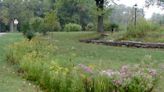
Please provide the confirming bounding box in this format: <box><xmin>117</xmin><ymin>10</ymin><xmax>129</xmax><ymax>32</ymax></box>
<box><xmin>78</xmin><ymin>64</ymin><xmax>93</xmax><ymax>73</ymax></box>
<box><xmin>113</xmin><ymin>79</ymin><xmax>123</xmax><ymax>86</ymax></box>
<box><xmin>148</xmin><ymin>69</ymin><xmax>157</xmax><ymax>77</ymax></box>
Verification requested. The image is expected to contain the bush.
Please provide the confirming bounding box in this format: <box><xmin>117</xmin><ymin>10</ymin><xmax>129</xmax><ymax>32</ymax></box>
<box><xmin>43</xmin><ymin>12</ymin><xmax>61</xmax><ymax>32</ymax></box>
<box><xmin>85</xmin><ymin>23</ymin><xmax>95</xmax><ymax>31</ymax></box>
<box><xmin>6</xmin><ymin>37</ymin><xmax>159</xmax><ymax>92</ymax></box>
<box><xmin>64</xmin><ymin>23</ymin><xmax>82</xmax><ymax>32</ymax></box>
<box><xmin>110</xmin><ymin>23</ymin><xmax>119</xmax><ymax>32</ymax></box>
<box><xmin>104</xmin><ymin>21</ymin><xmax>111</xmax><ymax>31</ymax></box>
<box><xmin>20</xmin><ymin>22</ymin><xmax>31</xmax><ymax>35</ymax></box>
<box><xmin>126</xmin><ymin>18</ymin><xmax>151</xmax><ymax>38</ymax></box>
<box><xmin>30</xmin><ymin>17</ymin><xmax>44</xmax><ymax>33</ymax></box>
<box><xmin>20</xmin><ymin>22</ymin><xmax>35</xmax><ymax>40</ymax></box>
<box><xmin>24</xmin><ymin>31</ymin><xmax>35</xmax><ymax>41</ymax></box>
<box><xmin>104</xmin><ymin>22</ymin><xmax>119</xmax><ymax>32</ymax></box>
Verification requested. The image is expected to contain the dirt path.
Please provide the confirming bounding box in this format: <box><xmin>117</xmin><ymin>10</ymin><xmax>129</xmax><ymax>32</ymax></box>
<box><xmin>0</xmin><ymin>33</ymin><xmax>6</xmax><ymax>36</ymax></box>
<box><xmin>0</xmin><ymin>33</ymin><xmax>42</xmax><ymax>92</ymax></box>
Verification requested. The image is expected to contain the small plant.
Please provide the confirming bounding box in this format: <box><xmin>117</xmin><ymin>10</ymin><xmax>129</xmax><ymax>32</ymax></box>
<box><xmin>110</xmin><ymin>23</ymin><xmax>119</xmax><ymax>32</ymax></box>
<box><xmin>104</xmin><ymin>22</ymin><xmax>119</xmax><ymax>32</ymax></box>
<box><xmin>64</xmin><ymin>23</ymin><xmax>82</xmax><ymax>32</ymax></box>
<box><xmin>25</xmin><ymin>31</ymin><xmax>35</xmax><ymax>41</ymax></box>
<box><xmin>126</xmin><ymin>18</ymin><xmax>152</xmax><ymax>38</ymax></box>
<box><xmin>85</xmin><ymin>23</ymin><xmax>95</xmax><ymax>31</ymax></box>
<box><xmin>30</xmin><ymin>17</ymin><xmax>44</xmax><ymax>33</ymax></box>
<box><xmin>43</xmin><ymin>12</ymin><xmax>61</xmax><ymax>32</ymax></box>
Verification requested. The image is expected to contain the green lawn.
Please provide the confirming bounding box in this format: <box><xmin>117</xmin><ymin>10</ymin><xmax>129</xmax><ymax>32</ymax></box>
<box><xmin>0</xmin><ymin>33</ymin><xmax>41</xmax><ymax>92</ymax></box>
<box><xmin>52</xmin><ymin>32</ymin><xmax>164</xmax><ymax>68</ymax></box>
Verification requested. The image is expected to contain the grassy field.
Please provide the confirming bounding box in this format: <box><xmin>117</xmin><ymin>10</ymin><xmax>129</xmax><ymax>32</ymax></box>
<box><xmin>51</xmin><ymin>32</ymin><xmax>164</xmax><ymax>91</ymax></box>
<box><xmin>52</xmin><ymin>32</ymin><xmax>164</xmax><ymax>68</ymax></box>
<box><xmin>0</xmin><ymin>33</ymin><xmax>41</xmax><ymax>92</ymax></box>
<box><xmin>4</xmin><ymin>32</ymin><xmax>164</xmax><ymax>91</ymax></box>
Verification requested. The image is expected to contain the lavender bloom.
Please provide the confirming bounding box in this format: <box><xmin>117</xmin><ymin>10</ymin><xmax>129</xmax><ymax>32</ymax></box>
<box><xmin>78</xmin><ymin>64</ymin><xmax>93</xmax><ymax>73</ymax></box>
<box><xmin>101</xmin><ymin>69</ymin><xmax>120</xmax><ymax>77</ymax></box>
<box><xmin>148</xmin><ymin>69</ymin><xmax>157</xmax><ymax>77</ymax></box>
<box><xmin>113</xmin><ymin>79</ymin><xmax>123</xmax><ymax>86</ymax></box>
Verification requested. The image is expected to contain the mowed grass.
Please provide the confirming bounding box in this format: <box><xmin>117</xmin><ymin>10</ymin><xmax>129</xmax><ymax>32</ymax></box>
<box><xmin>0</xmin><ymin>33</ymin><xmax>41</xmax><ymax>92</ymax></box>
<box><xmin>52</xmin><ymin>32</ymin><xmax>164</xmax><ymax>68</ymax></box>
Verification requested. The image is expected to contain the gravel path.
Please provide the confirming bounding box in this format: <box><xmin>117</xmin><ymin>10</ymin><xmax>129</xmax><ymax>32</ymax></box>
<box><xmin>0</xmin><ymin>33</ymin><xmax>6</xmax><ymax>36</ymax></box>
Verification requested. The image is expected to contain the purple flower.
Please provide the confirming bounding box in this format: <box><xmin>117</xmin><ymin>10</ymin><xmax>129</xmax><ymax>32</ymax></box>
<box><xmin>148</xmin><ymin>69</ymin><xmax>157</xmax><ymax>77</ymax></box>
<box><xmin>113</xmin><ymin>79</ymin><xmax>123</xmax><ymax>86</ymax></box>
<box><xmin>101</xmin><ymin>69</ymin><xmax>120</xmax><ymax>77</ymax></box>
<box><xmin>78</xmin><ymin>64</ymin><xmax>93</xmax><ymax>73</ymax></box>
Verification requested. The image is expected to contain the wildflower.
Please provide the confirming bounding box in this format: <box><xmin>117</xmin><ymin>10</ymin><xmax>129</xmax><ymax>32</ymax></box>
<box><xmin>101</xmin><ymin>69</ymin><xmax>120</xmax><ymax>77</ymax></box>
<box><xmin>113</xmin><ymin>79</ymin><xmax>123</xmax><ymax>86</ymax></box>
<box><xmin>148</xmin><ymin>69</ymin><xmax>157</xmax><ymax>77</ymax></box>
<box><xmin>120</xmin><ymin>65</ymin><xmax>129</xmax><ymax>78</ymax></box>
<box><xmin>78</xmin><ymin>64</ymin><xmax>93</xmax><ymax>73</ymax></box>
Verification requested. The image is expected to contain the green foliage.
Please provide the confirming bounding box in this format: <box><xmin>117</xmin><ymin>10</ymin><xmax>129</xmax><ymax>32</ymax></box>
<box><xmin>64</xmin><ymin>23</ymin><xmax>82</xmax><ymax>32</ymax></box>
<box><xmin>24</xmin><ymin>31</ymin><xmax>35</xmax><ymax>41</ymax></box>
<box><xmin>126</xmin><ymin>18</ymin><xmax>152</xmax><ymax>38</ymax></box>
<box><xmin>43</xmin><ymin>12</ymin><xmax>61</xmax><ymax>32</ymax></box>
<box><xmin>104</xmin><ymin>21</ymin><xmax>119</xmax><ymax>32</ymax></box>
<box><xmin>85</xmin><ymin>23</ymin><xmax>95</xmax><ymax>31</ymax></box>
<box><xmin>30</xmin><ymin>17</ymin><xmax>44</xmax><ymax>33</ymax></box>
<box><xmin>55</xmin><ymin>0</ymin><xmax>96</xmax><ymax>28</ymax></box>
<box><xmin>20</xmin><ymin>22</ymin><xmax>36</xmax><ymax>40</ymax></box>
<box><xmin>104</xmin><ymin>21</ymin><xmax>111</xmax><ymax>31</ymax></box>
<box><xmin>0</xmin><ymin>33</ymin><xmax>42</xmax><ymax>92</ymax></box>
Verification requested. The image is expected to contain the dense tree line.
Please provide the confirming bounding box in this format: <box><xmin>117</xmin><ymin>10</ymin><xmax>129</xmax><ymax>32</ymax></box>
<box><xmin>0</xmin><ymin>0</ymin><xmax>99</xmax><ymax>32</ymax></box>
<box><xmin>0</xmin><ymin>0</ymin><xmax>155</xmax><ymax>33</ymax></box>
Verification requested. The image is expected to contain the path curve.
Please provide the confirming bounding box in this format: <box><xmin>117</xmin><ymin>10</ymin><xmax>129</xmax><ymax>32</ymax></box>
<box><xmin>0</xmin><ymin>33</ymin><xmax>6</xmax><ymax>36</ymax></box>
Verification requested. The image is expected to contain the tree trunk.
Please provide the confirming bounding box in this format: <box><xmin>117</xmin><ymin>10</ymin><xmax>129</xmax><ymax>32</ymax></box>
<box><xmin>97</xmin><ymin>15</ymin><xmax>104</xmax><ymax>33</ymax></box>
<box><xmin>10</xmin><ymin>20</ymin><xmax>14</xmax><ymax>32</ymax></box>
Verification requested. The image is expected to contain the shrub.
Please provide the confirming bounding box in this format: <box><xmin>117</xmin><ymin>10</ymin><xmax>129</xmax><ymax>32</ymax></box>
<box><xmin>104</xmin><ymin>21</ymin><xmax>111</xmax><ymax>31</ymax></box>
<box><xmin>20</xmin><ymin>22</ymin><xmax>30</xmax><ymax>35</ymax></box>
<box><xmin>85</xmin><ymin>23</ymin><xmax>95</xmax><ymax>31</ymax></box>
<box><xmin>30</xmin><ymin>17</ymin><xmax>44</xmax><ymax>33</ymax></box>
<box><xmin>20</xmin><ymin>22</ymin><xmax>35</xmax><ymax>40</ymax></box>
<box><xmin>64</xmin><ymin>23</ymin><xmax>82</xmax><ymax>32</ymax></box>
<box><xmin>110</xmin><ymin>23</ymin><xmax>119</xmax><ymax>32</ymax></box>
<box><xmin>104</xmin><ymin>22</ymin><xmax>119</xmax><ymax>32</ymax></box>
<box><xmin>6</xmin><ymin>36</ymin><xmax>159</xmax><ymax>92</ymax></box>
<box><xmin>24</xmin><ymin>31</ymin><xmax>35</xmax><ymax>41</ymax></box>
<box><xmin>43</xmin><ymin>12</ymin><xmax>61</xmax><ymax>32</ymax></box>
<box><xmin>126</xmin><ymin>18</ymin><xmax>151</xmax><ymax>38</ymax></box>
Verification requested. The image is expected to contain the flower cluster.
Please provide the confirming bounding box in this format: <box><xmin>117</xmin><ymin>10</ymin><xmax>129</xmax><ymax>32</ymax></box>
<box><xmin>78</xmin><ymin>64</ymin><xmax>158</xmax><ymax>92</ymax></box>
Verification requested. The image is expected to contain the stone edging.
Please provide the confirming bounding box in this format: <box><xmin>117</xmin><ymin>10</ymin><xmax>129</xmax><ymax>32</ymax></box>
<box><xmin>80</xmin><ymin>39</ymin><xmax>164</xmax><ymax>49</ymax></box>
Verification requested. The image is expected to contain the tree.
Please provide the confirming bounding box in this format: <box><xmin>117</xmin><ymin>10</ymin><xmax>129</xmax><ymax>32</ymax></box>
<box><xmin>95</xmin><ymin>0</ymin><xmax>104</xmax><ymax>33</ymax></box>
<box><xmin>145</xmin><ymin>0</ymin><xmax>164</xmax><ymax>7</ymax></box>
<box><xmin>55</xmin><ymin>0</ymin><xmax>95</xmax><ymax>30</ymax></box>
<box><xmin>43</xmin><ymin>11</ymin><xmax>61</xmax><ymax>33</ymax></box>
<box><xmin>109</xmin><ymin>5</ymin><xmax>145</xmax><ymax>30</ymax></box>
<box><xmin>151</xmin><ymin>13</ymin><xmax>164</xmax><ymax>25</ymax></box>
